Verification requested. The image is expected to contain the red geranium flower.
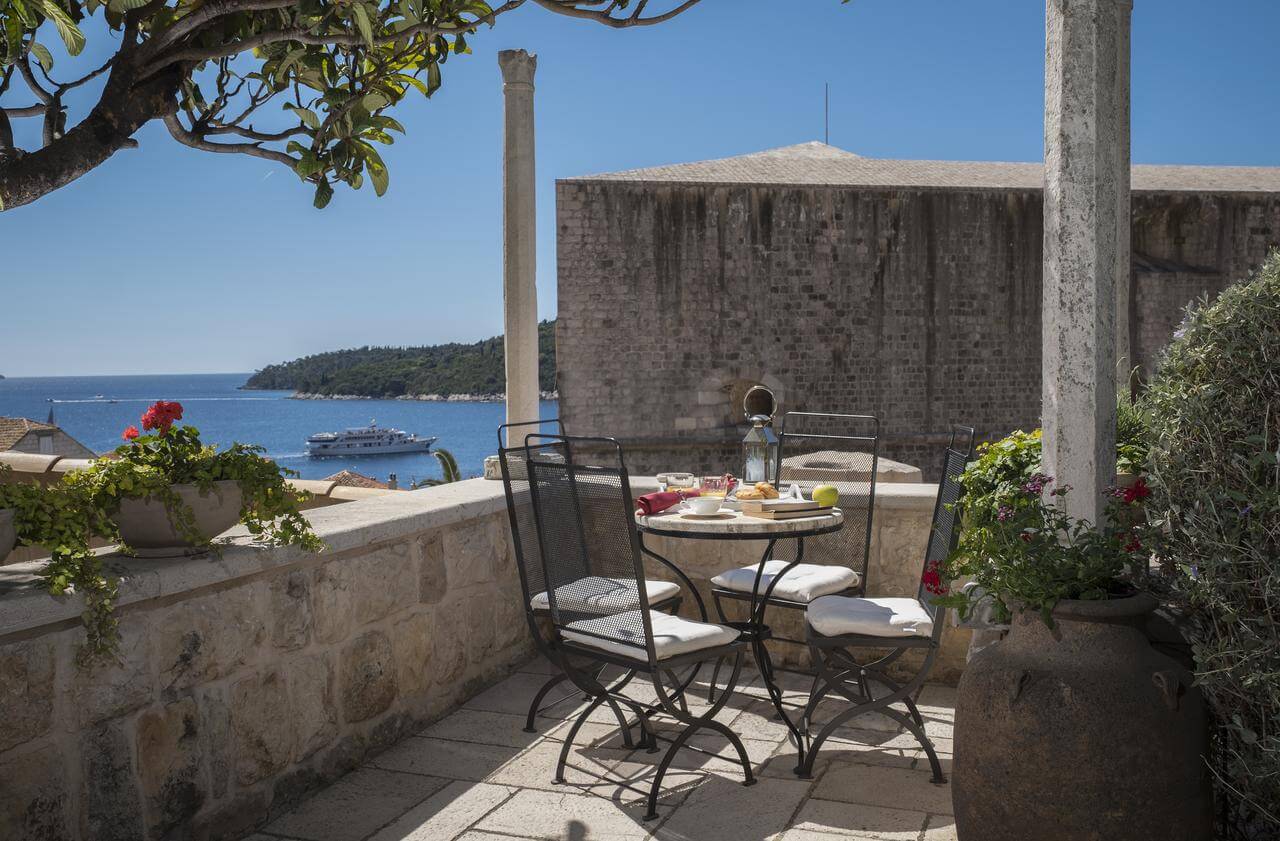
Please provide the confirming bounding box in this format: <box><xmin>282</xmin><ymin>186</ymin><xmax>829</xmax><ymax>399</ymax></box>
<box><xmin>1124</xmin><ymin>534</ymin><xmax>1144</xmax><ymax>553</ymax></box>
<box><xmin>1122</xmin><ymin>477</ymin><xmax>1151</xmax><ymax>505</ymax></box>
<box><xmin>921</xmin><ymin>560</ymin><xmax>949</xmax><ymax>596</ymax></box>
<box><xmin>122</xmin><ymin>426</ymin><xmax>139</xmax><ymax>441</ymax></box>
<box><xmin>140</xmin><ymin>400</ymin><xmax>184</xmax><ymax>433</ymax></box>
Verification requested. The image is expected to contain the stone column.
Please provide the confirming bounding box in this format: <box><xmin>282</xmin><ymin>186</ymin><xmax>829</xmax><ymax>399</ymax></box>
<box><xmin>499</xmin><ymin>49</ymin><xmax>539</xmax><ymax>447</ymax></box>
<box><xmin>1042</xmin><ymin>0</ymin><xmax>1132</xmax><ymax>523</ymax></box>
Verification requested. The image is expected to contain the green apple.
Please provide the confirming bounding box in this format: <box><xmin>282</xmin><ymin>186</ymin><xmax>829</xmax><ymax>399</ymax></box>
<box><xmin>812</xmin><ymin>484</ymin><xmax>839</xmax><ymax>507</ymax></box>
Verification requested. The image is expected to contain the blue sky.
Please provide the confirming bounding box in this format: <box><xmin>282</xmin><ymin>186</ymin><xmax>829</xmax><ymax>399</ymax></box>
<box><xmin>2</xmin><ymin>0</ymin><xmax>1279</xmax><ymax>377</ymax></box>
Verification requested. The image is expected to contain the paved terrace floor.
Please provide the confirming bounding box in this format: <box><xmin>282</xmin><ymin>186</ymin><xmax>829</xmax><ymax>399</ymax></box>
<box><xmin>248</xmin><ymin>656</ymin><xmax>958</xmax><ymax>841</ymax></box>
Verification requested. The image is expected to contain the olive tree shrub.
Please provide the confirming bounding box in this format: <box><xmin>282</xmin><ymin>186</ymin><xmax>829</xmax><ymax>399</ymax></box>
<box><xmin>1144</xmin><ymin>251</ymin><xmax>1280</xmax><ymax>837</ymax></box>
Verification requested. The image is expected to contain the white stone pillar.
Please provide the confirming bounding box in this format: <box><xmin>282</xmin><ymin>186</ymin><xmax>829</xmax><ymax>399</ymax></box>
<box><xmin>499</xmin><ymin>49</ymin><xmax>540</xmax><ymax>447</ymax></box>
<box><xmin>1042</xmin><ymin>0</ymin><xmax>1132</xmax><ymax>523</ymax></box>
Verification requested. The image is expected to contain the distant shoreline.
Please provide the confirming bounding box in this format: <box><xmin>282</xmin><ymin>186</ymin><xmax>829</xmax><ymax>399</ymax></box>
<box><xmin>284</xmin><ymin>391</ymin><xmax>559</xmax><ymax>403</ymax></box>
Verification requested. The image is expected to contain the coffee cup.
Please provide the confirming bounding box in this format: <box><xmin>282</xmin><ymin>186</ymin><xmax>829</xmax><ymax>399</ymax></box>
<box><xmin>684</xmin><ymin>496</ymin><xmax>724</xmax><ymax>515</ymax></box>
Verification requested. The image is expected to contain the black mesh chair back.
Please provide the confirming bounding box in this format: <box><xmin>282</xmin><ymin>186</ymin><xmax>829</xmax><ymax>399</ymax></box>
<box><xmin>523</xmin><ymin>434</ymin><xmax>658</xmax><ymax>668</ymax></box>
<box><xmin>918</xmin><ymin>425</ymin><xmax>976</xmax><ymax>626</ymax></box>
<box><xmin>772</xmin><ymin>412</ymin><xmax>880</xmax><ymax>589</ymax></box>
<box><xmin>497</xmin><ymin>419</ymin><xmax>566</xmax><ymax>623</ymax></box>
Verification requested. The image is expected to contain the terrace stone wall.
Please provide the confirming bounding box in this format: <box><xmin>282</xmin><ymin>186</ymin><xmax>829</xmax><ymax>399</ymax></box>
<box><xmin>0</xmin><ymin>476</ymin><xmax>959</xmax><ymax>840</ymax></box>
<box><xmin>0</xmin><ymin>481</ymin><xmax>530</xmax><ymax>841</ymax></box>
<box><xmin>556</xmin><ymin>179</ymin><xmax>1280</xmax><ymax>476</ymax></box>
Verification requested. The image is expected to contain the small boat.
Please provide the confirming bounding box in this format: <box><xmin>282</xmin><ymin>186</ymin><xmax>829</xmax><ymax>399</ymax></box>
<box><xmin>306</xmin><ymin>420</ymin><xmax>437</xmax><ymax>457</ymax></box>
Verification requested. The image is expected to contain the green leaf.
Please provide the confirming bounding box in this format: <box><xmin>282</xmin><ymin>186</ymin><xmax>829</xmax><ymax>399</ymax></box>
<box><xmin>351</xmin><ymin>3</ymin><xmax>375</xmax><ymax>47</ymax></box>
<box><xmin>35</xmin><ymin>0</ymin><xmax>85</xmax><ymax>55</ymax></box>
<box><xmin>108</xmin><ymin>0</ymin><xmax>153</xmax><ymax>11</ymax></box>
<box><xmin>29</xmin><ymin>40</ymin><xmax>53</xmax><ymax>72</ymax></box>
<box><xmin>313</xmin><ymin>179</ymin><xmax>334</xmax><ymax>209</ymax></box>
<box><xmin>285</xmin><ymin>105</ymin><xmax>321</xmax><ymax>130</ymax></box>
<box><xmin>426</xmin><ymin>61</ymin><xmax>441</xmax><ymax>96</ymax></box>
<box><xmin>362</xmin><ymin>91</ymin><xmax>390</xmax><ymax>111</ymax></box>
<box><xmin>368</xmin><ymin>161</ymin><xmax>388</xmax><ymax>196</ymax></box>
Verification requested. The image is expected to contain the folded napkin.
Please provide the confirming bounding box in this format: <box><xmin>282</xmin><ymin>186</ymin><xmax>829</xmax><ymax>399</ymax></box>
<box><xmin>636</xmin><ymin>489</ymin><xmax>699</xmax><ymax>516</ymax></box>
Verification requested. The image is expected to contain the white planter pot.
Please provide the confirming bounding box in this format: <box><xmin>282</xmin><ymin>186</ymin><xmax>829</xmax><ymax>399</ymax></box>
<box><xmin>113</xmin><ymin>481</ymin><xmax>243</xmax><ymax>558</ymax></box>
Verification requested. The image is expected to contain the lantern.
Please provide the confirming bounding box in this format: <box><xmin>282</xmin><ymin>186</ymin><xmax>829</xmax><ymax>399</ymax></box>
<box><xmin>741</xmin><ymin>385</ymin><xmax>779</xmax><ymax>484</ymax></box>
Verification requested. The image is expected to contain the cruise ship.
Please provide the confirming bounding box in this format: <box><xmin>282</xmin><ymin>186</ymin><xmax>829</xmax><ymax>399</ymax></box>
<box><xmin>306</xmin><ymin>421</ymin><xmax>438</xmax><ymax>457</ymax></box>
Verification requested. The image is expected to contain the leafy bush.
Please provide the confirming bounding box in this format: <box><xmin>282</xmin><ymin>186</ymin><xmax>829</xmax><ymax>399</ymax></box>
<box><xmin>1144</xmin><ymin>252</ymin><xmax>1280</xmax><ymax>836</ymax></box>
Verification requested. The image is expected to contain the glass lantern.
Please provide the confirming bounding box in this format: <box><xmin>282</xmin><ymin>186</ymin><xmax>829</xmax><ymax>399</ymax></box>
<box><xmin>742</xmin><ymin>415</ymin><xmax>778</xmax><ymax>484</ymax></box>
<box><xmin>741</xmin><ymin>384</ymin><xmax>779</xmax><ymax>483</ymax></box>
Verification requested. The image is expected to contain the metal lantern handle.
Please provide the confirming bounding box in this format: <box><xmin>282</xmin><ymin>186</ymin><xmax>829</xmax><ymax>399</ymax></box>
<box><xmin>743</xmin><ymin>384</ymin><xmax>776</xmax><ymax>422</ymax></box>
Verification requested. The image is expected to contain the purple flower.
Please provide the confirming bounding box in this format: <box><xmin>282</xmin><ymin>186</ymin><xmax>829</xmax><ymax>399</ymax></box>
<box><xmin>997</xmin><ymin>505</ymin><xmax>1013</xmax><ymax>522</ymax></box>
<box><xmin>1022</xmin><ymin>473</ymin><xmax>1053</xmax><ymax>495</ymax></box>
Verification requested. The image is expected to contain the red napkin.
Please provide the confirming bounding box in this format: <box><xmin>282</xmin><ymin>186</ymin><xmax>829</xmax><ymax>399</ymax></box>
<box><xmin>636</xmin><ymin>489</ymin><xmax>699</xmax><ymax>516</ymax></box>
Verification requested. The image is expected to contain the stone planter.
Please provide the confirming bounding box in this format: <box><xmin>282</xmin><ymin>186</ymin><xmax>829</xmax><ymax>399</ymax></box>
<box><xmin>952</xmin><ymin>593</ymin><xmax>1212</xmax><ymax>841</ymax></box>
<box><xmin>0</xmin><ymin>508</ymin><xmax>15</xmax><ymax>564</ymax></box>
<box><xmin>113</xmin><ymin>481</ymin><xmax>243</xmax><ymax>557</ymax></box>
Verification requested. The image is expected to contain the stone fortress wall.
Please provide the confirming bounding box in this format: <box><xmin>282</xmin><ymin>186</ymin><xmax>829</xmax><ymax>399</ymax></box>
<box><xmin>554</xmin><ymin>145</ymin><xmax>1280</xmax><ymax>478</ymax></box>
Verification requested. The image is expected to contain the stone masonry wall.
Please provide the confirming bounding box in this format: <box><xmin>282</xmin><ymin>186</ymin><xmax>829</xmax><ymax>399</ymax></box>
<box><xmin>556</xmin><ymin>181</ymin><xmax>1280</xmax><ymax>477</ymax></box>
<box><xmin>0</xmin><ymin>482</ymin><xmax>531</xmax><ymax>841</ymax></box>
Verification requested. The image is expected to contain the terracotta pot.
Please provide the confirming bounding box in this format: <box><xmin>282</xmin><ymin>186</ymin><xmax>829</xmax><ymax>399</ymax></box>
<box><xmin>0</xmin><ymin>509</ymin><xmax>15</xmax><ymax>564</ymax></box>
<box><xmin>952</xmin><ymin>593</ymin><xmax>1212</xmax><ymax>841</ymax></box>
<box><xmin>112</xmin><ymin>481</ymin><xmax>243</xmax><ymax>558</ymax></box>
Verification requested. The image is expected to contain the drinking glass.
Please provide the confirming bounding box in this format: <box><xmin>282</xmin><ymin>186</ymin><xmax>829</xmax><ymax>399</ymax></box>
<box><xmin>698</xmin><ymin>476</ymin><xmax>733</xmax><ymax>498</ymax></box>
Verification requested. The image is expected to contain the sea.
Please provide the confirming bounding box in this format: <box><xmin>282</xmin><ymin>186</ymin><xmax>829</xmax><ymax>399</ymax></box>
<box><xmin>0</xmin><ymin>373</ymin><xmax>557</xmax><ymax>486</ymax></box>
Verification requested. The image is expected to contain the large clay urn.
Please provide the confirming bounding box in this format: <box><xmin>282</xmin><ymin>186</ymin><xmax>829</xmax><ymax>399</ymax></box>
<box><xmin>112</xmin><ymin>481</ymin><xmax>242</xmax><ymax>557</ymax></box>
<box><xmin>952</xmin><ymin>593</ymin><xmax>1212</xmax><ymax>841</ymax></box>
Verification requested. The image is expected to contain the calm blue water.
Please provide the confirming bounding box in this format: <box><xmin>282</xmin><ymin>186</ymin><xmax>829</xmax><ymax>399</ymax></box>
<box><xmin>0</xmin><ymin>373</ymin><xmax>556</xmax><ymax>485</ymax></box>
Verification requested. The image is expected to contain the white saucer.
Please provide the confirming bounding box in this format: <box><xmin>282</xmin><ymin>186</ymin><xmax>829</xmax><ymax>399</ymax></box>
<box><xmin>680</xmin><ymin>511</ymin><xmax>735</xmax><ymax>520</ymax></box>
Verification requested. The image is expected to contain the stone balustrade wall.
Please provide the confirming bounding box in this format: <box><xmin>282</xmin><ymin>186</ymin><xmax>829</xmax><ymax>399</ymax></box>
<box><xmin>0</xmin><ymin>476</ymin><xmax>959</xmax><ymax>841</ymax></box>
<box><xmin>0</xmin><ymin>480</ymin><xmax>529</xmax><ymax>841</ymax></box>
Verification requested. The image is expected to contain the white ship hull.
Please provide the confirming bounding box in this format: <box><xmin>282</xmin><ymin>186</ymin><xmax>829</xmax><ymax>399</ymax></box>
<box><xmin>306</xmin><ymin>420</ymin><xmax>437</xmax><ymax>457</ymax></box>
<box><xmin>306</xmin><ymin>439</ymin><xmax>436</xmax><ymax>457</ymax></box>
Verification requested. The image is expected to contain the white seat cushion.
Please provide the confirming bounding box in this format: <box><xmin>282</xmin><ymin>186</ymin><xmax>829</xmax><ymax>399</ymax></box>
<box><xmin>562</xmin><ymin>610</ymin><xmax>740</xmax><ymax>662</ymax></box>
<box><xmin>807</xmin><ymin>596</ymin><xmax>935</xmax><ymax>639</ymax></box>
<box><xmin>711</xmin><ymin>560</ymin><xmax>859</xmax><ymax>603</ymax></box>
<box><xmin>530</xmin><ymin>577</ymin><xmax>680</xmax><ymax>614</ymax></box>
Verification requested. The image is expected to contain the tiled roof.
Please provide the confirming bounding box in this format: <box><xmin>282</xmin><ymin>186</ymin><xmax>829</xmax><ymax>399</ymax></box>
<box><xmin>564</xmin><ymin>141</ymin><xmax>1280</xmax><ymax>194</ymax></box>
<box><xmin>323</xmin><ymin>469</ymin><xmax>389</xmax><ymax>490</ymax></box>
<box><xmin>0</xmin><ymin>417</ymin><xmax>54</xmax><ymax>451</ymax></box>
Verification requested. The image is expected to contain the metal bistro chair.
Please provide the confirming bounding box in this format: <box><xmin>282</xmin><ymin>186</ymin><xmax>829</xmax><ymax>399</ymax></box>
<box><xmin>797</xmin><ymin>424</ymin><xmax>975</xmax><ymax>781</ymax></box>
<box><xmin>523</xmin><ymin>434</ymin><xmax>755</xmax><ymax>821</ymax></box>
<box><xmin>497</xmin><ymin>421</ymin><xmax>689</xmax><ymax>742</ymax></box>
<box><xmin>708</xmin><ymin>413</ymin><xmax>879</xmax><ymax>675</ymax></box>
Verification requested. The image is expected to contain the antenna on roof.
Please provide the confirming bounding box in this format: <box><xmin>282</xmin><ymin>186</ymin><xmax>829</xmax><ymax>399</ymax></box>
<box><xmin>824</xmin><ymin>82</ymin><xmax>829</xmax><ymax>145</ymax></box>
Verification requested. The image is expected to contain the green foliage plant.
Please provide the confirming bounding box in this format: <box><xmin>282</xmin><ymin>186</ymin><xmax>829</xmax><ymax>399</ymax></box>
<box><xmin>932</xmin><ymin>447</ymin><xmax>1151</xmax><ymax>626</ymax></box>
<box><xmin>1143</xmin><ymin>251</ymin><xmax>1280</xmax><ymax>835</ymax></box>
<box><xmin>412</xmin><ymin>446</ymin><xmax>461</xmax><ymax>487</ymax></box>
<box><xmin>65</xmin><ymin>401</ymin><xmax>324</xmax><ymax>554</ymax></box>
<box><xmin>0</xmin><ymin>0</ymin><xmax>727</xmax><ymax>212</ymax></box>
<box><xmin>0</xmin><ymin>401</ymin><xmax>323</xmax><ymax>663</ymax></box>
<box><xmin>0</xmin><ymin>464</ymin><xmax>120</xmax><ymax>663</ymax></box>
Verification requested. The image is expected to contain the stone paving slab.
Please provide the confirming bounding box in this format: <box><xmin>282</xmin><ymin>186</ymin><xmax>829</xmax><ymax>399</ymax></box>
<box><xmin>261</xmin><ymin>665</ymin><xmax>957</xmax><ymax>841</ymax></box>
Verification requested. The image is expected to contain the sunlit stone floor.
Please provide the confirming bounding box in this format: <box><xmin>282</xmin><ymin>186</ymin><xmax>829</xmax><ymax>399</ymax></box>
<box><xmin>250</xmin><ymin>656</ymin><xmax>957</xmax><ymax>841</ymax></box>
